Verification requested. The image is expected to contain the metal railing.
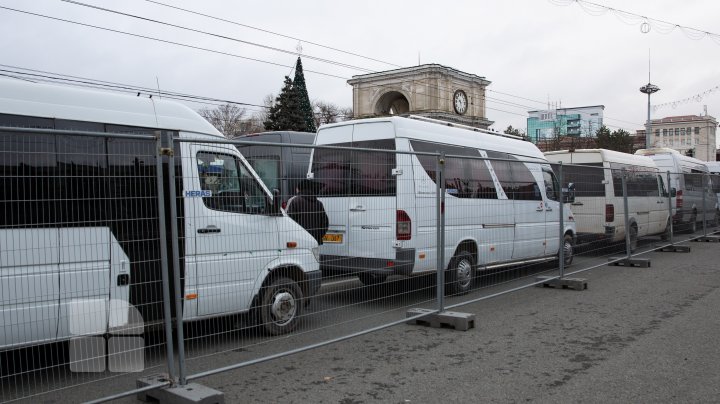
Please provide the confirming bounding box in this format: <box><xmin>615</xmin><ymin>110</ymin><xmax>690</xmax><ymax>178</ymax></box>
<box><xmin>1</xmin><ymin>130</ymin><xmax>718</xmax><ymax>403</ymax></box>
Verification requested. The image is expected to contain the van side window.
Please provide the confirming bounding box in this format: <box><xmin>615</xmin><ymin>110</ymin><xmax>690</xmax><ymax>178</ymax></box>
<box><xmin>550</xmin><ymin>163</ymin><xmax>605</xmax><ymax>197</ymax></box>
<box><xmin>245</xmin><ymin>155</ymin><xmax>281</xmax><ymax>191</ymax></box>
<box><xmin>197</xmin><ymin>152</ymin><xmax>266</xmax><ymax>214</ymax></box>
<box><xmin>312</xmin><ymin>140</ymin><xmax>395</xmax><ymax>197</ymax></box>
<box><xmin>684</xmin><ymin>169</ymin><xmax>704</xmax><ymax>191</ymax></box>
<box><xmin>410</xmin><ymin>140</ymin><xmax>497</xmax><ymax>199</ymax></box>
<box><xmin>611</xmin><ymin>163</ymin><xmax>661</xmax><ymax>197</ymax></box>
<box><xmin>487</xmin><ymin>151</ymin><xmax>541</xmax><ymax>201</ymax></box>
<box><xmin>542</xmin><ymin>169</ymin><xmax>559</xmax><ymax>201</ymax></box>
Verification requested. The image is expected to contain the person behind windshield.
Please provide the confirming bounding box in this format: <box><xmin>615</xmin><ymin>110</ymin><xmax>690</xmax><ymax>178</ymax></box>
<box><xmin>286</xmin><ymin>179</ymin><xmax>329</xmax><ymax>244</ymax></box>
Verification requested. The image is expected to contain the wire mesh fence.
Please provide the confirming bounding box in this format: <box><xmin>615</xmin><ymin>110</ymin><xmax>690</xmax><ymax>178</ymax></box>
<box><xmin>1</xmin><ymin>128</ymin><xmax>719</xmax><ymax>403</ymax></box>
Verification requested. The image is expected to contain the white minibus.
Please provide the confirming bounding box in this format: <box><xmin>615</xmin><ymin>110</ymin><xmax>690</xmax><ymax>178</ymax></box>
<box><xmin>545</xmin><ymin>149</ymin><xmax>671</xmax><ymax>250</ymax></box>
<box><xmin>309</xmin><ymin>116</ymin><xmax>576</xmax><ymax>295</ymax></box>
<box><xmin>0</xmin><ymin>78</ymin><xmax>320</xmax><ymax>352</ymax></box>
<box><xmin>636</xmin><ymin>148</ymin><xmax>718</xmax><ymax>232</ymax></box>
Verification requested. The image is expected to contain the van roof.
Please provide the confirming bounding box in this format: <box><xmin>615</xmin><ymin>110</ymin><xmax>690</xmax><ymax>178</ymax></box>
<box><xmin>0</xmin><ymin>77</ymin><xmax>222</xmax><ymax>137</ymax></box>
<box><xmin>544</xmin><ymin>149</ymin><xmax>658</xmax><ymax>168</ymax></box>
<box><xmin>317</xmin><ymin>116</ymin><xmax>545</xmax><ymax>159</ymax></box>
<box><xmin>636</xmin><ymin>147</ymin><xmax>709</xmax><ymax>169</ymax></box>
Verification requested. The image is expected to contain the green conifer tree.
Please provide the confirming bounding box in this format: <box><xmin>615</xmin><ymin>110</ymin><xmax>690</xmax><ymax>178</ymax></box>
<box><xmin>264</xmin><ymin>76</ymin><xmax>304</xmax><ymax>131</ymax></box>
<box><xmin>292</xmin><ymin>57</ymin><xmax>316</xmax><ymax>133</ymax></box>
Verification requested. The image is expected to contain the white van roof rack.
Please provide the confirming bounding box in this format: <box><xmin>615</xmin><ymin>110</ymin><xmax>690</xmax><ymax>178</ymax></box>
<box><xmin>404</xmin><ymin>115</ymin><xmax>523</xmax><ymax>140</ymax></box>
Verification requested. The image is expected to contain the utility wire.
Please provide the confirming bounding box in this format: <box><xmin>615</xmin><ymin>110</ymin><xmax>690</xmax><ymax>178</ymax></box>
<box><xmin>61</xmin><ymin>0</ymin><xmax>376</xmax><ymax>73</ymax></box>
<box><xmin>141</xmin><ymin>0</ymin><xmax>404</xmax><ymax>69</ymax></box>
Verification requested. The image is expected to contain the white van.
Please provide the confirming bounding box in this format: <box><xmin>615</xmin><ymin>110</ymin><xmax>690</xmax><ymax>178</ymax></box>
<box><xmin>545</xmin><ymin>149</ymin><xmax>670</xmax><ymax>249</ymax></box>
<box><xmin>704</xmin><ymin>161</ymin><xmax>720</xmax><ymax>221</ymax></box>
<box><xmin>309</xmin><ymin>116</ymin><xmax>576</xmax><ymax>295</ymax></box>
<box><xmin>635</xmin><ymin>148</ymin><xmax>718</xmax><ymax>232</ymax></box>
<box><xmin>0</xmin><ymin>78</ymin><xmax>321</xmax><ymax>351</ymax></box>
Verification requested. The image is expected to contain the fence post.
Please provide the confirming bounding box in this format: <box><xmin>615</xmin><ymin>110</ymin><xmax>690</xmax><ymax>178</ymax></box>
<box><xmin>155</xmin><ymin>131</ymin><xmax>177</xmax><ymax>382</ymax></box>
<box><xmin>162</xmin><ymin>131</ymin><xmax>187</xmax><ymax>385</ymax></box>
<box><xmin>622</xmin><ymin>168</ymin><xmax>631</xmax><ymax>259</ymax></box>
<box><xmin>558</xmin><ymin>162</ymin><xmax>565</xmax><ymax>279</ymax></box>
<box><xmin>667</xmin><ymin>170</ymin><xmax>673</xmax><ymax>244</ymax></box>
<box><xmin>436</xmin><ymin>152</ymin><xmax>446</xmax><ymax>313</ymax></box>
<box><xmin>703</xmin><ymin>173</ymin><xmax>708</xmax><ymax>237</ymax></box>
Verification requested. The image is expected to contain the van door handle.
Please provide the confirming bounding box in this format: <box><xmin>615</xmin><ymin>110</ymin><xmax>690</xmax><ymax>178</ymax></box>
<box><xmin>198</xmin><ymin>226</ymin><xmax>221</xmax><ymax>234</ymax></box>
<box><xmin>350</xmin><ymin>206</ymin><xmax>366</xmax><ymax>212</ymax></box>
<box><xmin>536</xmin><ymin>207</ymin><xmax>545</xmax><ymax>212</ymax></box>
<box><xmin>545</xmin><ymin>207</ymin><xmax>553</xmax><ymax>212</ymax></box>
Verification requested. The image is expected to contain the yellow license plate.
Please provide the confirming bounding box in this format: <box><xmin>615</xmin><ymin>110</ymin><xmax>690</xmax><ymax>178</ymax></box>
<box><xmin>322</xmin><ymin>233</ymin><xmax>343</xmax><ymax>243</ymax></box>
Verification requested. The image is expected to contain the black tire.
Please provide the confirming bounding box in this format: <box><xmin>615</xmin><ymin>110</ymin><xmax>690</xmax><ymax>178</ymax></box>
<box><xmin>259</xmin><ymin>276</ymin><xmax>303</xmax><ymax>336</ymax></box>
<box><xmin>660</xmin><ymin>218</ymin><xmax>671</xmax><ymax>241</ymax></box>
<box><xmin>561</xmin><ymin>234</ymin><xmax>574</xmax><ymax>267</ymax></box>
<box><xmin>445</xmin><ymin>251</ymin><xmax>475</xmax><ymax>296</ymax></box>
<box><xmin>687</xmin><ymin>214</ymin><xmax>697</xmax><ymax>234</ymax></box>
<box><xmin>629</xmin><ymin>225</ymin><xmax>638</xmax><ymax>253</ymax></box>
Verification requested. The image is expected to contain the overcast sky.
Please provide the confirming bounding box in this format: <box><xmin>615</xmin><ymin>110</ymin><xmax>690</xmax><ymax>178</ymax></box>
<box><xmin>1</xmin><ymin>0</ymin><xmax>719</xmax><ymax>136</ymax></box>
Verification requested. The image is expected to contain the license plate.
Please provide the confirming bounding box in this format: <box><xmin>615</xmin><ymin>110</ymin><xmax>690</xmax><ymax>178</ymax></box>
<box><xmin>322</xmin><ymin>233</ymin><xmax>343</xmax><ymax>243</ymax></box>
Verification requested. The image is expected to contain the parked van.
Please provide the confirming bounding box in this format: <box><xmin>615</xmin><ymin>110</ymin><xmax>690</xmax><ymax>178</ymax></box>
<box><xmin>308</xmin><ymin>116</ymin><xmax>576</xmax><ymax>294</ymax></box>
<box><xmin>545</xmin><ymin>149</ymin><xmax>671</xmax><ymax>249</ymax></box>
<box><xmin>0</xmin><ymin>78</ymin><xmax>321</xmax><ymax>351</ymax></box>
<box><xmin>635</xmin><ymin>148</ymin><xmax>718</xmax><ymax>232</ymax></box>
<box><xmin>235</xmin><ymin>131</ymin><xmax>315</xmax><ymax>209</ymax></box>
<box><xmin>704</xmin><ymin>161</ymin><xmax>720</xmax><ymax>221</ymax></box>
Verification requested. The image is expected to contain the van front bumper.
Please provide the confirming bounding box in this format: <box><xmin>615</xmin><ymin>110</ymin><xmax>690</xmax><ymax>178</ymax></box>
<box><xmin>304</xmin><ymin>269</ymin><xmax>323</xmax><ymax>298</ymax></box>
<box><xmin>320</xmin><ymin>248</ymin><xmax>416</xmax><ymax>278</ymax></box>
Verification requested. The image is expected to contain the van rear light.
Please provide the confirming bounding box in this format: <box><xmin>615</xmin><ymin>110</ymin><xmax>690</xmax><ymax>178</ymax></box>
<box><xmin>676</xmin><ymin>190</ymin><xmax>683</xmax><ymax>208</ymax></box>
<box><xmin>281</xmin><ymin>200</ymin><xmax>287</xmax><ymax>210</ymax></box>
<box><xmin>605</xmin><ymin>204</ymin><xmax>615</xmax><ymax>222</ymax></box>
<box><xmin>397</xmin><ymin>210</ymin><xmax>411</xmax><ymax>240</ymax></box>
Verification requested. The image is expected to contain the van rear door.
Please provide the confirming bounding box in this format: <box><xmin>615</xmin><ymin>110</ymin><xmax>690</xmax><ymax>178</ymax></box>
<box><xmin>347</xmin><ymin>123</ymin><xmax>397</xmax><ymax>263</ymax></box>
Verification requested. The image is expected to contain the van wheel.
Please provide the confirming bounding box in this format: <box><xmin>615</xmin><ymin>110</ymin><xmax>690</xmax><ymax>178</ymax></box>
<box><xmin>688</xmin><ymin>214</ymin><xmax>697</xmax><ymax>233</ymax></box>
<box><xmin>259</xmin><ymin>276</ymin><xmax>303</xmax><ymax>336</ymax></box>
<box><xmin>629</xmin><ymin>225</ymin><xmax>638</xmax><ymax>252</ymax></box>
<box><xmin>445</xmin><ymin>251</ymin><xmax>475</xmax><ymax>296</ymax></box>
<box><xmin>561</xmin><ymin>235</ymin><xmax>574</xmax><ymax>267</ymax></box>
<box><xmin>660</xmin><ymin>218</ymin><xmax>671</xmax><ymax>241</ymax></box>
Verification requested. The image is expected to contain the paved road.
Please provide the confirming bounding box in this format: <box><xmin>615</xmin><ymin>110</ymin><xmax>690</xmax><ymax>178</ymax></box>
<box><xmin>6</xmin><ymin>231</ymin><xmax>720</xmax><ymax>403</ymax></box>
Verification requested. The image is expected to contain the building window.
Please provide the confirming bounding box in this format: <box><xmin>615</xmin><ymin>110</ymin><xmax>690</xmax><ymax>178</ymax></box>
<box><xmin>687</xmin><ymin>127</ymin><xmax>692</xmax><ymax>135</ymax></box>
<box><xmin>680</xmin><ymin>128</ymin><xmax>685</xmax><ymax>136</ymax></box>
<box><xmin>675</xmin><ymin>128</ymin><xmax>680</xmax><ymax>135</ymax></box>
<box><xmin>663</xmin><ymin>129</ymin><xmax>667</xmax><ymax>136</ymax></box>
<box><xmin>654</xmin><ymin>129</ymin><xmax>660</xmax><ymax>137</ymax></box>
<box><xmin>695</xmin><ymin>127</ymin><xmax>700</xmax><ymax>134</ymax></box>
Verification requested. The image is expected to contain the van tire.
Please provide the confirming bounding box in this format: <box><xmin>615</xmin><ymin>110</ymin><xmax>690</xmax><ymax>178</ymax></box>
<box><xmin>660</xmin><ymin>218</ymin><xmax>671</xmax><ymax>241</ymax></box>
<box><xmin>561</xmin><ymin>234</ymin><xmax>574</xmax><ymax>266</ymax></box>
<box><xmin>687</xmin><ymin>214</ymin><xmax>697</xmax><ymax>233</ymax></box>
<box><xmin>259</xmin><ymin>276</ymin><xmax>303</xmax><ymax>336</ymax></box>
<box><xmin>445</xmin><ymin>251</ymin><xmax>475</xmax><ymax>296</ymax></box>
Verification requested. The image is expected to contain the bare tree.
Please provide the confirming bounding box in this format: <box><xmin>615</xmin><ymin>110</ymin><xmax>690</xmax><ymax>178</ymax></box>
<box><xmin>339</xmin><ymin>107</ymin><xmax>354</xmax><ymax>121</ymax></box>
<box><xmin>199</xmin><ymin>103</ymin><xmax>249</xmax><ymax>138</ymax></box>
<box><xmin>314</xmin><ymin>101</ymin><xmax>341</xmax><ymax>127</ymax></box>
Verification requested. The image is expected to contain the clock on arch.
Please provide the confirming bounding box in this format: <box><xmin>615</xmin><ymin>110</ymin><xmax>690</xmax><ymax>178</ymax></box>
<box><xmin>453</xmin><ymin>89</ymin><xmax>468</xmax><ymax>115</ymax></box>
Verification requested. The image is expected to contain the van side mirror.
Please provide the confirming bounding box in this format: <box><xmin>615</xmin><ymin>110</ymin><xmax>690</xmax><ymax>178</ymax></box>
<box><xmin>562</xmin><ymin>183</ymin><xmax>576</xmax><ymax>204</ymax></box>
<box><xmin>670</xmin><ymin>187</ymin><xmax>677</xmax><ymax>197</ymax></box>
<box><xmin>265</xmin><ymin>189</ymin><xmax>282</xmax><ymax>216</ymax></box>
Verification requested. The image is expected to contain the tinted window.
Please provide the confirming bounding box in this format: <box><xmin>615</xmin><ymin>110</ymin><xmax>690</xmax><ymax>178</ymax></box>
<box><xmin>245</xmin><ymin>156</ymin><xmax>281</xmax><ymax>190</ymax></box>
<box><xmin>197</xmin><ymin>152</ymin><xmax>266</xmax><ymax>214</ymax></box>
<box><xmin>611</xmin><ymin>163</ymin><xmax>660</xmax><ymax>197</ymax></box>
<box><xmin>487</xmin><ymin>151</ymin><xmax>541</xmax><ymax>201</ymax></box>
<box><xmin>684</xmin><ymin>170</ymin><xmax>704</xmax><ymax>191</ymax></box>
<box><xmin>57</xmin><ymin>135</ymin><xmax>107</xmax><ymax>225</ymax></box>
<box><xmin>0</xmin><ymin>132</ymin><xmax>58</xmax><ymax>226</ymax></box>
<box><xmin>312</xmin><ymin>139</ymin><xmax>395</xmax><ymax>197</ymax></box>
<box><xmin>551</xmin><ymin>163</ymin><xmax>605</xmax><ymax>197</ymax></box>
<box><xmin>411</xmin><ymin>140</ymin><xmax>497</xmax><ymax>199</ymax></box>
<box><xmin>542</xmin><ymin>168</ymin><xmax>559</xmax><ymax>201</ymax></box>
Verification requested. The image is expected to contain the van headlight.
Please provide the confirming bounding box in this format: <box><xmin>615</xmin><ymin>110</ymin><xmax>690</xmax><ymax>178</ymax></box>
<box><xmin>311</xmin><ymin>247</ymin><xmax>320</xmax><ymax>262</ymax></box>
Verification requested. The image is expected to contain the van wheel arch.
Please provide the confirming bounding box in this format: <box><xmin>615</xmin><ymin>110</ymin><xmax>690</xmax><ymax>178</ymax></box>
<box><xmin>256</xmin><ymin>266</ymin><xmax>306</xmax><ymax>335</ymax></box>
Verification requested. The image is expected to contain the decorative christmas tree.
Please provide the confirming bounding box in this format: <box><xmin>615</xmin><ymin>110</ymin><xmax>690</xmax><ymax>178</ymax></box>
<box><xmin>264</xmin><ymin>76</ymin><xmax>305</xmax><ymax>131</ymax></box>
<box><xmin>292</xmin><ymin>57</ymin><xmax>316</xmax><ymax>133</ymax></box>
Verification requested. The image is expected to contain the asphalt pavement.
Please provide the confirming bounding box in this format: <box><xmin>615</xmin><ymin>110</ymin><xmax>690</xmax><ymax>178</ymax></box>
<box><xmin>136</xmin><ymin>239</ymin><xmax>720</xmax><ymax>403</ymax></box>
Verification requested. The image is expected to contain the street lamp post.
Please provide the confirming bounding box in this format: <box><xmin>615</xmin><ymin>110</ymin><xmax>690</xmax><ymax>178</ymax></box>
<box><xmin>640</xmin><ymin>83</ymin><xmax>660</xmax><ymax>149</ymax></box>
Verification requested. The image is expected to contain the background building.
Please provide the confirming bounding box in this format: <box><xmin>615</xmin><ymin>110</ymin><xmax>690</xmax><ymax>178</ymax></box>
<box><xmin>527</xmin><ymin>105</ymin><xmax>604</xmax><ymax>143</ymax></box>
<box><xmin>347</xmin><ymin>64</ymin><xmax>493</xmax><ymax>129</ymax></box>
<box><xmin>645</xmin><ymin>114</ymin><xmax>718</xmax><ymax>161</ymax></box>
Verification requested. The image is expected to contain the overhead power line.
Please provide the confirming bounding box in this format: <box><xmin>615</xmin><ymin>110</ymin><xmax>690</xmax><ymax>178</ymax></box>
<box><xmin>141</xmin><ymin>0</ymin><xmax>404</xmax><ymax>69</ymax></box>
<box><xmin>61</xmin><ymin>0</ymin><xmax>376</xmax><ymax>74</ymax></box>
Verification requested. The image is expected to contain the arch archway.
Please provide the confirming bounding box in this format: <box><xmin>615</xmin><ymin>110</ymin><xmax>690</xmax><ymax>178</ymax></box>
<box><xmin>374</xmin><ymin>91</ymin><xmax>410</xmax><ymax>116</ymax></box>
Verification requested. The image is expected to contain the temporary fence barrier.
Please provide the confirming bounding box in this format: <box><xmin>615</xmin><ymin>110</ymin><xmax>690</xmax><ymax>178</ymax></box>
<box><xmin>1</xmin><ymin>132</ymin><xmax>718</xmax><ymax>403</ymax></box>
